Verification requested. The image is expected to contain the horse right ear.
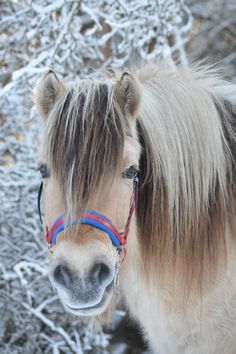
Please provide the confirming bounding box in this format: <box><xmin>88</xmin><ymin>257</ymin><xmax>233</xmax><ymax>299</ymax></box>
<box><xmin>34</xmin><ymin>70</ymin><xmax>66</xmax><ymax>119</ymax></box>
<box><xmin>114</xmin><ymin>72</ymin><xmax>142</xmax><ymax>120</ymax></box>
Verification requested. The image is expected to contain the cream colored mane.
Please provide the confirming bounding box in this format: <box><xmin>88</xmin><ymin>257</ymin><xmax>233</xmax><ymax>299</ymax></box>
<box><xmin>135</xmin><ymin>64</ymin><xmax>236</xmax><ymax>293</ymax></box>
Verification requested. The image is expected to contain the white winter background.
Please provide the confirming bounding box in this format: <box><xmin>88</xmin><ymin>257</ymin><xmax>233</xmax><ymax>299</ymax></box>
<box><xmin>0</xmin><ymin>1</ymin><xmax>235</xmax><ymax>354</ymax></box>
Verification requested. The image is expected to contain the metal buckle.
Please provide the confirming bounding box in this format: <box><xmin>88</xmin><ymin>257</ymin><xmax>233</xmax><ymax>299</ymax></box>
<box><xmin>117</xmin><ymin>244</ymin><xmax>127</xmax><ymax>260</ymax></box>
<box><xmin>133</xmin><ymin>175</ymin><xmax>139</xmax><ymax>188</ymax></box>
<box><xmin>113</xmin><ymin>258</ymin><xmax>121</xmax><ymax>294</ymax></box>
<box><xmin>113</xmin><ymin>245</ymin><xmax>128</xmax><ymax>294</ymax></box>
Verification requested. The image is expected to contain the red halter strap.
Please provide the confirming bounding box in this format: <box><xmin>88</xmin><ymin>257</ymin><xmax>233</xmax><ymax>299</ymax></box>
<box><xmin>120</xmin><ymin>176</ymin><xmax>138</xmax><ymax>242</ymax></box>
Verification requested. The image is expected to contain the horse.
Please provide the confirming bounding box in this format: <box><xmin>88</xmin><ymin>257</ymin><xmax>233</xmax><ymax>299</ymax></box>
<box><xmin>34</xmin><ymin>63</ymin><xmax>236</xmax><ymax>354</ymax></box>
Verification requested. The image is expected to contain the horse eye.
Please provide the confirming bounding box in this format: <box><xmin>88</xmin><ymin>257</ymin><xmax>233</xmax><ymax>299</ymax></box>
<box><xmin>38</xmin><ymin>164</ymin><xmax>50</xmax><ymax>179</ymax></box>
<box><xmin>122</xmin><ymin>165</ymin><xmax>138</xmax><ymax>179</ymax></box>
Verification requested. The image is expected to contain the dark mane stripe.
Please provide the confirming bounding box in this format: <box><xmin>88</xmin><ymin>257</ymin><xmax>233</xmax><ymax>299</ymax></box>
<box><xmin>44</xmin><ymin>80</ymin><xmax>125</xmax><ymax>214</ymax></box>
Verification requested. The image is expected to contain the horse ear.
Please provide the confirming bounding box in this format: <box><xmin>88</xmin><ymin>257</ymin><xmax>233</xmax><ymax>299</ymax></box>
<box><xmin>34</xmin><ymin>70</ymin><xmax>66</xmax><ymax>119</ymax></box>
<box><xmin>115</xmin><ymin>72</ymin><xmax>142</xmax><ymax>119</ymax></box>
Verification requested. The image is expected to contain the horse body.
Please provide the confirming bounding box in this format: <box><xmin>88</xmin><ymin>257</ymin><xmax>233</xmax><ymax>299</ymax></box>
<box><xmin>34</xmin><ymin>63</ymin><xmax>236</xmax><ymax>353</ymax></box>
<box><xmin>122</xmin><ymin>236</ymin><xmax>236</xmax><ymax>354</ymax></box>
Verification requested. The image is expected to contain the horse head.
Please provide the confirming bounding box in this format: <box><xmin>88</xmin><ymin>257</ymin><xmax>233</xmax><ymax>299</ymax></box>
<box><xmin>34</xmin><ymin>70</ymin><xmax>142</xmax><ymax>319</ymax></box>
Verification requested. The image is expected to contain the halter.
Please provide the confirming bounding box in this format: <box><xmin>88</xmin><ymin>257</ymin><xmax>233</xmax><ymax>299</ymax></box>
<box><xmin>38</xmin><ymin>176</ymin><xmax>139</xmax><ymax>257</ymax></box>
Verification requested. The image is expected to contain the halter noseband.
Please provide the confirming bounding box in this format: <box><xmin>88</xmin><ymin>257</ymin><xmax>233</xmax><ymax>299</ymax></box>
<box><xmin>38</xmin><ymin>176</ymin><xmax>139</xmax><ymax>256</ymax></box>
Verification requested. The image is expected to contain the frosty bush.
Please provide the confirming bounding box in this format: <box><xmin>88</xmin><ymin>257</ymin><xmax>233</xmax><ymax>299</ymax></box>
<box><xmin>188</xmin><ymin>0</ymin><xmax>236</xmax><ymax>83</ymax></box>
<box><xmin>0</xmin><ymin>1</ymin><xmax>191</xmax><ymax>353</ymax></box>
<box><xmin>1</xmin><ymin>0</ymin><xmax>191</xmax><ymax>80</ymax></box>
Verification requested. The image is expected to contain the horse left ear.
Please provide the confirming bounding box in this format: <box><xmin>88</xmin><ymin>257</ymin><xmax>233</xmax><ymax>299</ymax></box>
<box><xmin>115</xmin><ymin>72</ymin><xmax>142</xmax><ymax>119</ymax></box>
<box><xmin>34</xmin><ymin>70</ymin><xmax>66</xmax><ymax>119</ymax></box>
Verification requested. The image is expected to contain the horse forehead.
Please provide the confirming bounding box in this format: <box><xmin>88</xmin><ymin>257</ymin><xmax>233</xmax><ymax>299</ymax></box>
<box><xmin>123</xmin><ymin>136</ymin><xmax>141</xmax><ymax>164</ymax></box>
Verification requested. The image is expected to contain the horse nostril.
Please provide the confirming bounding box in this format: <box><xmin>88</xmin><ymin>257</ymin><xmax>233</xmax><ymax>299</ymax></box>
<box><xmin>98</xmin><ymin>263</ymin><xmax>111</xmax><ymax>283</ymax></box>
<box><xmin>90</xmin><ymin>262</ymin><xmax>111</xmax><ymax>284</ymax></box>
<box><xmin>53</xmin><ymin>264</ymin><xmax>73</xmax><ymax>287</ymax></box>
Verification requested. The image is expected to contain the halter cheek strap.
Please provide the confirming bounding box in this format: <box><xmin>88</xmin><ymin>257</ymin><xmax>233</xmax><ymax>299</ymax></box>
<box><xmin>38</xmin><ymin>177</ymin><xmax>139</xmax><ymax>254</ymax></box>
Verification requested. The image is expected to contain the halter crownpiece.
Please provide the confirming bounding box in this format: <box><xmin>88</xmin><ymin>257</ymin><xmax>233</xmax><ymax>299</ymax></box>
<box><xmin>38</xmin><ymin>176</ymin><xmax>139</xmax><ymax>256</ymax></box>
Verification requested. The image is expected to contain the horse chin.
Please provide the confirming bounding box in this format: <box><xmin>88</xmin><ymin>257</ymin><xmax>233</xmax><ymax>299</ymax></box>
<box><xmin>62</xmin><ymin>283</ymin><xmax>114</xmax><ymax>318</ymax></box>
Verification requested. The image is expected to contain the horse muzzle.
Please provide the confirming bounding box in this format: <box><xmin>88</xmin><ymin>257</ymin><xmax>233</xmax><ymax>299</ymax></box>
<box><xmin>48</xmin><ymin>242</ymin><xmax>118</xmax><ymax>317</ymax></box>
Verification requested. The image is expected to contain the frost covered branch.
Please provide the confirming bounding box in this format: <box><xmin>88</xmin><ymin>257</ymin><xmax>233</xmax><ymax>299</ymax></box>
<box><xmin>0</xmin><ymin>0</ymin><xmax>191</xmax><ymax>97</ymax></box>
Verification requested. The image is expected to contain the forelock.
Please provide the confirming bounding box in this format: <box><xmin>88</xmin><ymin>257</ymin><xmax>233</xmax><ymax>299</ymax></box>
<box><xmin>43</xmin><ymin>79</ymin><xmax>126</xmax><ymax>213</ymax></box>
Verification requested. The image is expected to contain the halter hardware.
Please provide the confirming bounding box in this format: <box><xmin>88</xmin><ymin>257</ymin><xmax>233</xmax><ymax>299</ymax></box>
<box><xmin>37</xmin><ymin>176</ymin><xmax>139</xmax><ymax>258</ymax></box>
